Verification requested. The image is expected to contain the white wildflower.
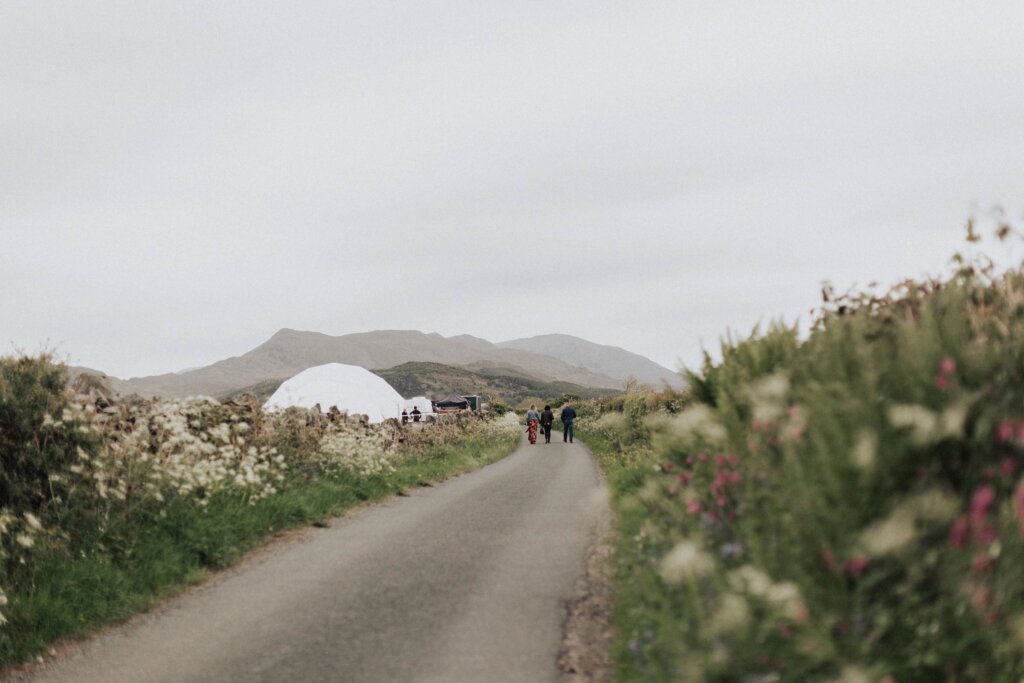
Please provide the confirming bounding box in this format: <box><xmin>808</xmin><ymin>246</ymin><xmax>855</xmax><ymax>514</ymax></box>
<box><xmin>888</xmin><ymin>404</ymin><xmax>938</xmax><ymax>446</ymax></box>
<box><xmin>23</xmin><ymin>512</ymin><xmax>42</xmax><ymax>532</ymax></box>
<box><xmin>905</xmin><ymin>488</ymin><xmax>959</xmax><ymax>524</ymax></box>
<box><xmin>829</xmin><ymin>665</ymin><xmax>871</xmax><ymax>683</ymax></box>
<box><xmin>708</xmin><ymin>593</ymin><xmax>751</xmax><ymax>635</ymax></box>
<box><xmin>851</xmin><ymin>429</ymin><xmax>877</xmax><ymax>471</ymax></box>
<box><xmin>659</xmin><ymin>540</ymin><xmax>714</xmax><ymax>584</ymax></box>
<box><xmin>669</xmin><ymin>405</ymin><xmax>727</xmax><ymax>447</ymax></box>
<box><xmin>728</xmin><ymin>565</ymin><xmax>773</xmax><ymax>598</ymax></box>
<box><xmin>748</xmin><ymin>373</ymin><xmax>790</xmax><ymax>423</ymax></box>
<box><xmin>766</xmin><ymin>581</ymin><xmax>806</xmax><ymax>620</ymax></box>
<box><xmin>859</xmin><ymin>507</ymin><xmax>917</xmax><ymax>556</ymax></box>
<box><xmin>16</xmin><ymin>534</ymin><xmax>34</xmax><ymax>548</ymax></box>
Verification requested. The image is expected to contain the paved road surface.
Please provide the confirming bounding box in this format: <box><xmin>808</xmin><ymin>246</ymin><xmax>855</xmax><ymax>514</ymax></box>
<box><xmin>25</xmin><ymin>435</ymin><xmax>604</xmax><ymax>683</ymax></box>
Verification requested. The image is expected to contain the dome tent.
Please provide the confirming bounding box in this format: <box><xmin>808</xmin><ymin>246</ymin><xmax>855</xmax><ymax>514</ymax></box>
<box><xmin>264</xmin><ymin>363</ymin><xmax>405</xmax><ymax>424</ymax></box>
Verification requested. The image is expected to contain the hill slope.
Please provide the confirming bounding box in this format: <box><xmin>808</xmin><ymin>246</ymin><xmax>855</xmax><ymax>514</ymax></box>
<box><xmin>221</xmin><ymin>362</ymin><xmax>617</xmax><ymax>405</ymax></box>
<box><xmin>497</xmin><ymin>334</ymin><xmax>682</xmax><ymax>388</ymax></box>
<box><xmin>114</xmin><ymin>329</ymin><xmax>624</xmax><ymax>398</ymax></box>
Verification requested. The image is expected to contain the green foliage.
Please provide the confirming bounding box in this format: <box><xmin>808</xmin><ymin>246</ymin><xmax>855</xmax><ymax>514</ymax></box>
<box><xmin>0</xmin><ymin>366</ymin><xmax>519</xmax><ymax>665</ymax></box>
<box><xmin>581</xmin><ymin>257</ymin><xmax>1024</xmax><ymax>681</ymax></box>
<box><xmin>0</xmin><ymin>355</ymin><xmax>98</xmax><ymax>514</ymax></box>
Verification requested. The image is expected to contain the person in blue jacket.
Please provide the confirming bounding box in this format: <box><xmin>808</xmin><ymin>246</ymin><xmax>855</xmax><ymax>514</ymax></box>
<box><xmin>560</xmin><ymin>403</ymin><xmax>577</xmax><ymax>444</ymax></box>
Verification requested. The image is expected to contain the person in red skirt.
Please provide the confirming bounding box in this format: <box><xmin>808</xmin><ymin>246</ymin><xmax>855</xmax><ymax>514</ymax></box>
<box><xmin>525</xmin><ymin>404</ymin><xmax>540</xmax><ymax>444</ymax></box>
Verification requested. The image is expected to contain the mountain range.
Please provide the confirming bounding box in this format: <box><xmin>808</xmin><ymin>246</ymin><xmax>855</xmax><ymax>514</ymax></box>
<box><xmin>73</xmin><ymin>329</ymin><xmax>683</xmax><ymax>399</ymax></box>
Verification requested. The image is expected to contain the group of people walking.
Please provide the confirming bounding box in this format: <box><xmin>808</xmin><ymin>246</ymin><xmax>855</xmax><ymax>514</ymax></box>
<box><xmin>524</xmin><ymin>403</ymin><xmax>576</xmax><ymax>445</ymax></box>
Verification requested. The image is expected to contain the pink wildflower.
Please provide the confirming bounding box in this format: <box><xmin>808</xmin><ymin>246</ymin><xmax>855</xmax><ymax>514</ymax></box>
<box><xmin>716</xmin><ymin>496</ymin><xmax>727</xmax><ymax>507</ymax></box>
<box><xmin>687</xmin><ymin>500</ymin><xmax>701</xmax><ymax>515</ymax></box>
<box><xmin>662</xmin><ymin>462</ymin><xmax>674</xmax><ymax>473</ymax></box>
<box><xmin>971</xmin><ymin>585</ymin><xmax>990</xmax><ymax>612</ymax></box>
<box><xmin>940</xmin><ymin>356</ymin><xmax>957</xmax><ymax>375</ymax></box>
<box><xmin>706</xmin><ymin>509</ymin><xmax>718</xmax><ymax>520</ymax></box>
<box><xmin>935</xmin><ymin>374</ymin><xmax>949</xmax><ymax>391</ymax></box>
<box><xmin>949</xmin><ymin>516</ymin><xmax>969</xmax><ymax>550</ymax></box>
<box><xmin>997</xmin><ymin>420</ymin><xmax>1014</xmax><ymax>443</ymax></box>
<box><xmin>970</xmin><ymin>485</ymin><xmax>995</xmax><ymax>521</ymax></box>
<box><xmin>668</xmin><ymin>485</ymin><xmax>678</xmax><ymax>496</ymax></box>
<box><xmin>714</xmin><ymin>453</ymin><xmax>726</xmax><ymax>467</ymax></box>
<box><xmin>686</xmin><ymin>456</ymin><xmax>694</xmax><ymax>465</ymax></box>
<box><xmin>971</xmin><ymin>553</ymin><xmax>992</xmax><ymax>575</ymax></box>
<box><xmin>844</xmin><ymin>556</ymin><xmax>869</xmax><ymax>577</ymax></box>
<box><xmin>1001</xmin><ymin>457</ymin><xmax>1016</xmax><ymax>478</ymax></box>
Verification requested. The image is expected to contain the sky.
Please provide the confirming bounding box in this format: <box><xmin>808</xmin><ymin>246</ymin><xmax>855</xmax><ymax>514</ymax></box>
<box><xmin>2</xmin><ymin>1</ymin><xmax>1023</xmax><ymax>379</ymax></box>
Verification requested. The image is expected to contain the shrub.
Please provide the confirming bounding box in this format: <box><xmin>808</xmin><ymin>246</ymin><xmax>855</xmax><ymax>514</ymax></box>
<box><xmin>583</xmin><ymin>243</ymin><xmax>1024</xmax><ymax>680</ymax></box>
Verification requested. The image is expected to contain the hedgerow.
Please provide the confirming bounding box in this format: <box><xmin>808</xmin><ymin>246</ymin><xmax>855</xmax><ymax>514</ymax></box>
<box><xmin>579</xmin><ymin>234</ymin><xmax>1024</xmax><ymax>681</ymax></box>
<box><xmin>0</xmin><ymin>360</ymin><xmax>518</xmax><ymax>664</ymax></box>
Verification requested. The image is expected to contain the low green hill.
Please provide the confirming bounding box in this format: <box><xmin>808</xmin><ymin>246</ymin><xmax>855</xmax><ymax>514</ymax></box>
<box><xmin>219</xmin><ymin>362</ymin><xmax>617</xmax><ymax>406</ymax></box>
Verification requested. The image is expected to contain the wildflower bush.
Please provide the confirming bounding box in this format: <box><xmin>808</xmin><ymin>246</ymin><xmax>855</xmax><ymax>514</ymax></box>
<box><xmin>579</xmin><ymin>246</ymin><xmax>1024</xmax><ymax>681</ymax></box>
<box><xmin>0</xmin><ymin>357</ymin><xmax>519</xmax><ymax>664</ymax></box>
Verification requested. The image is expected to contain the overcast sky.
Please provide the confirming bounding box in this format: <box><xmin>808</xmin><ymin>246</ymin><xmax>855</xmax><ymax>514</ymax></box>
<box><xmin>2</xmin><ymin>1</ymin><xmax>1023</xmax><ymax>379</ymax></box>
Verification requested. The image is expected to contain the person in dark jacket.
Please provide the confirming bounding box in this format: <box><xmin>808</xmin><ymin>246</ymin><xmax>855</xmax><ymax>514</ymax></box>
<box><xmin>560</xmin><ymin>403</ymin><xmax>577</xmax><ymax>443</ymax></box>
<box><xmin>411</xmin><ymin>406</ymin><xmax>422</xmax><ymax>422</ymax></box>
<box><xmin>540</xmin><ymin>405</ymin><xmax>554</xmax><ymax>443</ymax></box>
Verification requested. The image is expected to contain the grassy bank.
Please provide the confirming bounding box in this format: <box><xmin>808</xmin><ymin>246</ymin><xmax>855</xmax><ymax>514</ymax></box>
<box><xmin>578</xmin><ymin>245</ymin><xmax>1024</xmax><ymax>681</ymax></box>
<box><xmin>0</xmin><ymin>358</ymin><xmax>519</xmax><ymax>667</ymax></box>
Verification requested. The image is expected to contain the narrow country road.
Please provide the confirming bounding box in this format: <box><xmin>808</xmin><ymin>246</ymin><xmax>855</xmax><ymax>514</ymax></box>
<box><xmin>23</xmin><ymin>435</ymin><xmax>605</xmax><ymax>683</ymax></box>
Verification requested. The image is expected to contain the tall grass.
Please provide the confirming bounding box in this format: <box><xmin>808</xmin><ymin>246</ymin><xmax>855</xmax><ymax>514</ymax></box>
<box><xmin>579</xmin><ymin>241</ymin><xmax>1024</xmax><ymax>681</ymax></box>
<box><xmin>0</xmin><ymin>359</ymin><xmax>519</xmax><ymax>666</ymax></box>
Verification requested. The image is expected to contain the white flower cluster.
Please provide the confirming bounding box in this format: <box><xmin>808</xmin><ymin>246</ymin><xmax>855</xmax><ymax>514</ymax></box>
<box><xmin>0</xmin><ymin>510</ymin><xmax>45</xmax><ymax>626</ymax></box>
<box><xmin>480</xmin><ymin>411</ymin><xmax>522</xmax><ymax>438</ymax></box>
<box><xmin>317</xmin><ymin>426</ymin><xmax>394</xmax><ymax>477</ymax></box>
<box><xmin>46</xmin><ymin>399</ymin><xmax>287</xmax><ymax>508</ymax></box>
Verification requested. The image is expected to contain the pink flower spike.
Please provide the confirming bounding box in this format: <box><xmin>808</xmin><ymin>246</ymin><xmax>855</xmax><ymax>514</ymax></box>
<box><xmin>1001</xmin><ymin>457</ymin><xmax>1016</xmax><ymax>478</ymax></box>
<box><xmin>970</xmin><ymin>485</ymin><xmax>995</xmax><ymax>520</ymax></box>
<box><xmin>844</xmin><ymin>556</ymin><xmax>869</xmax><ymax>577</ymax></box>
<box><xmin>997</xmin><ymin>420</ymin><xmax>1014</xmax><ymax>443</ymax></box>
<box><xmin>687</xmin><ymin>500</ymin><xmax>701</xmax><ymax>515</ymax></box>
<box><xmin>940</xmin><ymin>356</ymin><xmax>957</xmax><ymax>375</ymax></box>
<box><xmin>998</xmin><ymin>420</ymin><xmax>1014</xmax><ymax>443</ymax></box>
<box><xmin>935</xmin><ymin>374</ymin><xmax>949</xmax><ymax>391</ymax></box>
<box><xmin>949</xmin><ymin>516</ymin><xmax>969</xmax><ymax>550</ymax></box>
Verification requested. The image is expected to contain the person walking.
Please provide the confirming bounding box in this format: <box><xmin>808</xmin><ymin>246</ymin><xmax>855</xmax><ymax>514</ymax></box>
<box><xmin>525</xmin><ymin>404</ymin><xmax>541</xmax><ymax>444</ymax></box>
<box><xmin>540</xmin><ymin>405</ymin><xmax>554</xmax><ymax>443</ymax></box>
<box><xmin>560</xmin><ymin>402</ymin><xmax>577</xmax><ymax>443</ymax></box>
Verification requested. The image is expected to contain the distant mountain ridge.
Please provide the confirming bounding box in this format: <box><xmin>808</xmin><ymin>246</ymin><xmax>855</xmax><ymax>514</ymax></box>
<box><xmin>498</xmin><ymin>334</ymin><xmax>681</xmax><ymax>388</ymax></box>
<box><xmin>75</xmin><ymin>329</ymin><xmax>682</xmax><ymax>398</ymax></box>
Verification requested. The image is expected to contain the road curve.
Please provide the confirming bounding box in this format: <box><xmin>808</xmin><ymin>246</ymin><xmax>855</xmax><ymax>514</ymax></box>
<box><xmin>24</xmin><ymin>435</ymin><xmax>605</xmax><ymax>683</ymax></box>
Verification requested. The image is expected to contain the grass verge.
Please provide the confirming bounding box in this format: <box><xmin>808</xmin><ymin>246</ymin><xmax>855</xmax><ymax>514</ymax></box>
<box><xmin>1</xmin><ymin>430</ymin><xmax>518</xmax><ymax>668</ymax></box>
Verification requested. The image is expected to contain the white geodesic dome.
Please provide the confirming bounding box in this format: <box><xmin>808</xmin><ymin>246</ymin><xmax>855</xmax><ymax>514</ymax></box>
<box><xmin>264</xmin><ymin>363</ymin><xmax>405</xmax><ymax>424</ymax></box>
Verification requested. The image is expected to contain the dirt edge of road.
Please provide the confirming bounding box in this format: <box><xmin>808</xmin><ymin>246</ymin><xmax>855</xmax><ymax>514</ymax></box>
<box><xmin>559</xmin><ymin>491</ymin><xmax>614</xmax><ymax>683</ymax></box>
